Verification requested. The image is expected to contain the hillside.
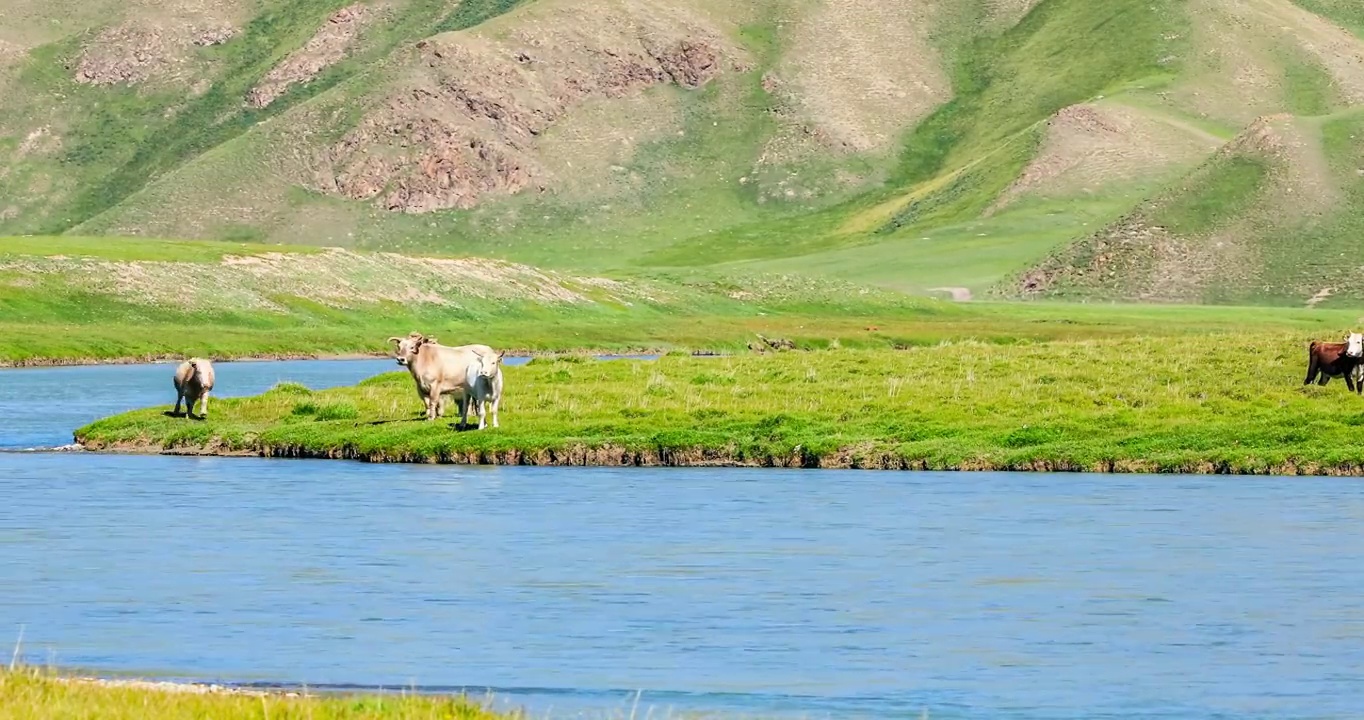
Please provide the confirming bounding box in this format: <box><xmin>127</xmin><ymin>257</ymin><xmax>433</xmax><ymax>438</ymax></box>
<box><xmin>3</xmin><ymin>0</ymin><xmax>1364</xmax><ymax>306</ymax></box>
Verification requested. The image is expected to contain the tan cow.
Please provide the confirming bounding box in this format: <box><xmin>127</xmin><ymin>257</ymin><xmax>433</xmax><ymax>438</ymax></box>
<box><xmin>173</xmin><ymin>357</ymin><xmax>216</xmax><ymax>418</ymax></box>
<box><xmin>388</xmin><ymin>333</ymin><xmax>498</xmax><ymax>428</ymax></box>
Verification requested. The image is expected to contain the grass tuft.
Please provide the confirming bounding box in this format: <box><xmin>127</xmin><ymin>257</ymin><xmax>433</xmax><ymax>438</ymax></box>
<box><xmin>0</xmin><ymin>668</ymin><xmax>515</xmax><ymax>720</ymax></box>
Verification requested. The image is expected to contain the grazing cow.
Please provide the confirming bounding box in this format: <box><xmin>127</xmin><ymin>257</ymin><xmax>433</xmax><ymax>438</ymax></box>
<box><xmin>1304</xmin><ymin>332</ymin><xmax>1364</xmax><ymax>393</ymax></box>
<box><xmin>173</xmin><ymin>357</ymin><xmax>216</xmax><ymax>418</ymax></box>
<box><xmin>467</xmin><ymin>349</ymin><xmax>506</xmax><ymax>430</ymax></box>
<box><xmin>388</xmin><ymin>333</ymin><xmax>497</xmax><ymax>426</ymax></box>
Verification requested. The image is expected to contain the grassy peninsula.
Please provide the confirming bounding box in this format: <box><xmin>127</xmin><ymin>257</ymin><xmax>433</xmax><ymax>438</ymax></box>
<box><xmin>0</xmin><ymin>669</ymin><xmax>511</xmax><ymax>720</ymax></box>
<box><xmin>76</xmin><ymin>334</ymin><xmax>1364</xmax><ymax>475</ymax></box>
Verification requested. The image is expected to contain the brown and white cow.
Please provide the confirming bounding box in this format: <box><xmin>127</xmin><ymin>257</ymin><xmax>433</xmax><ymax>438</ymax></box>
<box><xmin>388</xmin><ymin>333</ymin><xmax>498</xmax><ymax>427</ymax></box>
<box><xmin>1304</xmin><ymin>332</ymin><xmax>1364</xmax><ymax>394</ymax></box>
<box><xmin>173</xmin><ymin>357</ymin><xmax>216</xmax><ymax>418</ymax></box>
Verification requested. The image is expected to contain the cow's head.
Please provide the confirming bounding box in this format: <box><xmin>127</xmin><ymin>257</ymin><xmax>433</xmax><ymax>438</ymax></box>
<box><xmin>476</xmin><ymin>349</ymin><xmax>506</xmax><ymax>379</ymax></box>
<box><xmin>1347</xmin><ymin>332</ymin><xmax>1363</xmax><ymax>358</ymax></box>
<box><xmin>388</xmin><ymin>332</ymin><xmax>433</xmax><ymax>367</ymax></box>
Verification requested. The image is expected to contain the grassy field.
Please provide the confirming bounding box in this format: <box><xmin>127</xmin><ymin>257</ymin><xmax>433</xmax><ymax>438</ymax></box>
<box><xmin>13</xmin><ymin>235</ymin><xmax>1364</xmax><ymax>367</ymax></box>
<box><xmin>76</xmin><ymin>333</ymin><xmax>1364</xmax><ymax>475</ymax></box>
<box><xmin>0</xmin><ymin>669</ymin><xmax>512</xmax><ymax>720</ymax></box>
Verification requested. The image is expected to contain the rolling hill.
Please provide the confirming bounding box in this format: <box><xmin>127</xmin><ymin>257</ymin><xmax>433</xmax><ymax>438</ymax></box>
<box><xmin>3</xmin><ymin>0</ymin><xmax>1364</xmax><ymax>307</ymax></box>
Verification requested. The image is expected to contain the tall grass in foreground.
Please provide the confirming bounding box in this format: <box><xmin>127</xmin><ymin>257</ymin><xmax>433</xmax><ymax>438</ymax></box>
<box><xmin>76</xmin><ymin>334</ymin><xmax>1364</xmax><ymax>475</ymax></box>
<box><xmin>0</xmin><ymin>668</ymin><xmax>513</xmax><ymax>720</ymax></box>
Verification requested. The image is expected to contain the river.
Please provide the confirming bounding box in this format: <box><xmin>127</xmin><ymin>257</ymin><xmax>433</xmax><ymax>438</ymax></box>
<box><xmin>2</xmin><ymin>359</ymin><xmax>1364</xmax><ymax>719</ymax></box>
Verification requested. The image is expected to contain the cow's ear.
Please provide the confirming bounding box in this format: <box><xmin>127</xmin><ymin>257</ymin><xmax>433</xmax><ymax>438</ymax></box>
<box><xmin>497</xmin><ymin>350</ymin><xmax>506</xmax><ymax>360</ymax></box>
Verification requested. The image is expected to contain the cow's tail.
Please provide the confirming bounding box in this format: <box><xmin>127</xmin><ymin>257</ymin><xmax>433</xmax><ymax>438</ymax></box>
<box><xmin>1305</xmin><ymin>341</ymin><xmax>1320</xmax><ymax>385</ymax></box>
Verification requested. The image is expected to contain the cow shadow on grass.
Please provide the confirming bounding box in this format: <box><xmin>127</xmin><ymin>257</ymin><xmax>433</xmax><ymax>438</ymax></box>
<box><xmin>365</xmin><ymin>416</ymin><xmax>481</xmax><ymax>431</ymax></box>
<box><xmin>162</xmin><ymin>411</ymin><xmax>207</xmax><ymax>421</ymax></box>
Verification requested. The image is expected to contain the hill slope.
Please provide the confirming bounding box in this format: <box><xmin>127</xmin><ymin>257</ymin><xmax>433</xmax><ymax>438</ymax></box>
<box><xmin>3</xmin><ymin>0</ymin><xmax>1364</xmax><ymax>305</ymax></box>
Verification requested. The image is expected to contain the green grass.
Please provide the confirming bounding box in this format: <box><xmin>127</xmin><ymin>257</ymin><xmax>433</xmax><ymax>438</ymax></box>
<box><xmin>0</xmin><ymin>235</ymin><xmax>322</xmax><ymax>262</ymax></box>
<box><xmin>0</xmin><ymin>669</ymin><xmax>512</xmax><ymax>720</ymax></box>
<box><xmin>1150</xmin><ymin>155</ymin><xmax>1271</xmax><ymax>236</ymax></box>
<box><xmin>1291</xmin><ymin>0</ymin><xmax>1364</xmax><ymax>36</ymax></box>
<box><xmin>882</xmin><ymin>0</ymin><xmax>1183</xmax><ymax>224</ymax></box>
<box><xmin>1280</xmin><ymin>53</ymin><xmax>1340</xmax><ymax>117</ymax></box>
<box><xmin>7</xmin><ymin>231</ymin><xmax>1364</xmax><ymax>364</ymax></box>
<box><xmin>76</xmin><ymin>334</ymin><xmax>1364</xmax><ymax>475</ymax></box>
<box><xmin>646</xmin><ymin>0</ymin><xmax>1190</xmax><ymax>287</ymax></box>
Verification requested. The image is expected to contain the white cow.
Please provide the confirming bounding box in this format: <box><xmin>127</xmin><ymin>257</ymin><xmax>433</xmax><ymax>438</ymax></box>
<box><xmin>173</xmin><ymin>357</ymin><xmax>216</xmax><ymax>419</ymax></box>
<box><xmin>388</xmin><ymin>333</ymin><xmax>499</xmax><ymax>428</ymax></box>
<box><xmin>467</xmin><ymin>349</ymin><xmax>506</xmax><ymax>430</ymax></box>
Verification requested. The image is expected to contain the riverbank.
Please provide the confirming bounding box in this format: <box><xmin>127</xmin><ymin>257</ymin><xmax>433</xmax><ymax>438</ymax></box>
<box><xmin>0</xmin><ymin>668</ymin><xmax>514</xmax><ymax>719</ymax></box>
<box><xmin>74</xmin><ymin>336</ymin><xmax>1364</xmax><ymax>475</ymax></box>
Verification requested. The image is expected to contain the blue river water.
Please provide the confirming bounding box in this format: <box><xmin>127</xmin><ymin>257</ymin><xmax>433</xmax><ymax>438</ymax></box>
<box><xmin>2</xmin><ymin>359</ymin><xmax>1364</xmax><ymax>719</ymax></box>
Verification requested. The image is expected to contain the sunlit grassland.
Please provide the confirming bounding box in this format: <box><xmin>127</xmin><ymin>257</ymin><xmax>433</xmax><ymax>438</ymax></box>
<box><xmin>10</xmin><ymin>235</ymin><xmax>1364</xmax><ymax>366</ymax></box>
<box><xmin>0</xmin><ymin>669</ymin><xmax>512</xmax><ymax>720</ymax></box>
<box><xmin>77</xmin><ymin>335</ymin><xmax>1364</xmax><ymax>475</ymax></box>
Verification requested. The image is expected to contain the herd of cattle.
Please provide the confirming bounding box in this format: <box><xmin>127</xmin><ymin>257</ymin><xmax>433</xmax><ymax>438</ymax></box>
<box><xmin>163</xmin><ymin>329</ymin><xmax>1364</xmax><ymax>423</ymax></box>
<box><xmin>171</xmin><ymin>331</ymin><xmax>506</xmax><ymax>428</ymax></box>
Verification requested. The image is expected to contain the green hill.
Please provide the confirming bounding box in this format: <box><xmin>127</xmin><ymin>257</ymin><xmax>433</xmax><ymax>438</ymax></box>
<box><xmin>3</xmin><ymin>0</ymin><xmax>1364</xmax><ymax>305</ymax></box>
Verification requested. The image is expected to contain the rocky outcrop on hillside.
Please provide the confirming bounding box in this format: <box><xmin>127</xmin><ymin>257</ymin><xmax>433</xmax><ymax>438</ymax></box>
<box><xmin>71</xmin><ymin>12</ymin><xmax>239</xmax><ymax>86</ymax></box>
<box><xmin>245</xmin><ymin>4</ymin><xmax>370</xmax><ymax>109</ymax></box>
<box><xmin>311</xmin><ymin>1</ymin><xmax>738</xmax><ymax>213</ymax></box>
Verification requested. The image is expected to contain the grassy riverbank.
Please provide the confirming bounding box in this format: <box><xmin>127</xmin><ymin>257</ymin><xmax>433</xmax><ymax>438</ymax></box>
<box><xmin>0</xmin><ymin>669</ymin><xmax>512</xmax><ymax>720</ymax></box>
<box><xmin>76</xmin><ymin>335</ymin><xmax>1364</xmax><ymax>475</ymax></box>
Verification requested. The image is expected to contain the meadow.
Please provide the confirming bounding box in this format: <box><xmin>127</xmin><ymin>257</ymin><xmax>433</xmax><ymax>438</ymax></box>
<box><xmin>76</xmin><ymin>332</ymin><xmax>1364</xmax><ymax>475</ymax></box>
<box><xmin>0</xmin><ymin>669</ymin><xmax>513</xmax><ymax>720</ymax></box>
<box><xmin>10</xmin><ymin>233</ymin><xmax>1364</xmax><ymax>367</ymax></box>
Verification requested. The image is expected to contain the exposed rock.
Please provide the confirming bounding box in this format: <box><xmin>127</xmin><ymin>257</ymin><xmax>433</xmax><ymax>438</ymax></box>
<box><xmin>73</xmin><ymin>24</ymin><xmax>173</xmax><ymax>86</ymax></box>
<box><xmin>69</xmin><ymin>6</ymin><xmax>242</xmax><ymax>87</ymax></box>
<box><xmin>312</xmin><ymin>5</ymin><xmax>734</xmax><ymax>214</ymax></box>
<box><xmin>192</xmin><ymin>25</ymin><xmax>237</xmax><ymax>47</ymax></box>
<box><xmin>245</xmin><ymin>4</ymin><xmax>369</xmax><ymax>109</ymax></box>
<box><xmin>649</xmin><ymin>39</ymin><xmax>720</xmax><ymax>88</ymax></box>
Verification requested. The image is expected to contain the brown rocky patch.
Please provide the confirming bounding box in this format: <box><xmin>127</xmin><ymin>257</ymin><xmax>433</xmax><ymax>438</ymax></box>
<box><xmin>73</xmin><ymin>23</ymin><xmax>174</xmax><ymax>86</ymax></box>
<box><xmin>312</xmin><ymin>0</ymin><xmax>737</xmax><ymax>213</ymax></box>
<box><xmin>69</xmin><ymin>6</ymin><xmax>242</xmax><ymax>88</ymax></box>
<box><xmin>246</xmin><ymin>4</ymin><xmax>370</xmax><ymax>109</ymax></box>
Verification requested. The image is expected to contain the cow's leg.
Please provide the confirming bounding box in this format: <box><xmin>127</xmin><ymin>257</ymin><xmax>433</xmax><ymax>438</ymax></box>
<box><xmin>476</xmin><ymin>394</ymin><xmax>487</xmax><ymax>430</ymax></box>
<box><xmin>199</xmin><ymin>390</ymin><xmax>210</xmax><ymax>418</ymax></box>
<box><xmin>1305</xmin><ymin>356</ymin><xmax>1320</xmax><ymax>386</ymax></box>
<box><xmin>458</xmin><ymin>394</ymin><xmax>471</xmax><ymax>430</ymax></box>
<box><xmin>173</xmin><ymin>392</ymin><xmax>184</xmax><ymax>416</ymax></box>
<box><xmin>491</xmin><ymin>393</ymin><xmax>500</xmax><ymax>429</ymax></box>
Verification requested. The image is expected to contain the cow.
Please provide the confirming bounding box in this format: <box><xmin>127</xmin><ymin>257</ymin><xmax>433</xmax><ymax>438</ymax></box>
<box><xmin>1304</xmin><ymin>332</ymin><xmax>1364</xmax><ymax>393</ymax></box>
<box><xmin>467</xmin><ymin>349</ymin><xmax>506</xmax><ymax>430</ymax></box>
<box><xmin>173</xmin><ymin>357</ymin><xmax>216</xmax><ymax>418</ymax></box>
<box><xmin>388</xmin><ymin>333</ymin><xmax>497</xmax><ymax>427</ymax></box>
